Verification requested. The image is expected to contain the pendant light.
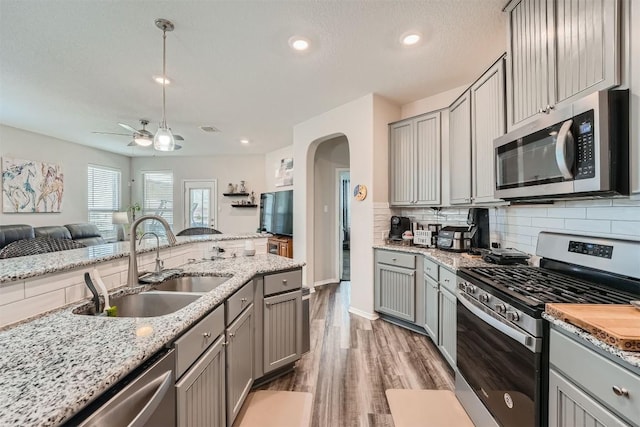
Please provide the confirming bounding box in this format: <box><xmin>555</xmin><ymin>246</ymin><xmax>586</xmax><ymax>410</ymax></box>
<box><xmin>153</xmin><ymin>18</ymin><xmax>175</xmax><ymax>152</ymax></box>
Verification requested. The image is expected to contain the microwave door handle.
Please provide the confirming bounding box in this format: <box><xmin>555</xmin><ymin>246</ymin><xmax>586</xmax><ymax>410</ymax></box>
<box><xmin>555</xmin><ymin>119</ymin><xmax>575</xmax><ymax>179</ymax></box>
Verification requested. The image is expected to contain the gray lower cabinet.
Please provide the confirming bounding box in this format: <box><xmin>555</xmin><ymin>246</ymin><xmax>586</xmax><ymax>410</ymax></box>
<box><xmin>375</xmin><ymin>262</ymin><xmax>416</xmax><ymax>322</ymax></box>
<box><xmin>423</xmin><ymin>273</ymin><xmax>439</xmax><ymax>343</ymax></box>
<box><xmin>438</xmin><ymin>286</ymin><xmax>456</xmax><ymax>368</ymax></box>
<box><xmin>225</xmin><ymin>304</ymin><xmax>254</xmax><ymax>427</ymax></box>
<box><xmin>264</xmin><ymin>290</ymin><xmax>302</xmax><ymax>374</ymax></box>
<box><xmin>176</xmin><ymin>336</ymin><xmax>226</xmax><ymax>427</ymax></box>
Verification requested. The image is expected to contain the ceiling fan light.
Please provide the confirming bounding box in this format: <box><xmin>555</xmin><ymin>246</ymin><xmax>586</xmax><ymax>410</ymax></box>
<box><xmin>154</xmin><ymin>127</ymin><xmax>175</xmax><ymax>151</ymax></box>
<box><xmin>134</xmin><ymin>134</ymin><xmax>153</xmax><ymax>147</ymax></box>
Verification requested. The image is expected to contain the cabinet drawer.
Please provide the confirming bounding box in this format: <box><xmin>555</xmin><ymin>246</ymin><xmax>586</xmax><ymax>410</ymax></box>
<box><xmin>264</xmin><ymin>269</ymin><xmax>302</xmax><ymax>296</ymax></box>
<box><xmin>550</xmin><ymin>328</ymin><xmax>640</xmax><ymax>424</ymax></box>
<box><xmin>226</xmin><ymin>282</ymin><xmax>254</xmax><ymax>324</ymax></box>
<box><xmin>423</xmin><ymin>258</ymin><xmax>439</xmax><ymax>281</ymax></box>
<box><xmin>439</xmin><ymin>267</ymin><xmax>457</xmax><ymax>293</ymax></box>
<box><xmin>174</xmin><ymin>304</ymin><xmax>225</xmax><ymax>379</ymax></box>
<box><xmin>377</xmin><ymin>250</ymin><xmax>416</xmax><ymax>269</ymax></box>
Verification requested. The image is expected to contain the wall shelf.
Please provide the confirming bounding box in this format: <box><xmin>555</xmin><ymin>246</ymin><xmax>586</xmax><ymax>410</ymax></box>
<box><xmin>231</xmin><ymin>204</ymin><xmax>257</xmax><ymax>208</ymax></box>
<box><xmin>223</xmin><ymin>192</ymin><xmax>249</xmax><ymax>197</ymax></box>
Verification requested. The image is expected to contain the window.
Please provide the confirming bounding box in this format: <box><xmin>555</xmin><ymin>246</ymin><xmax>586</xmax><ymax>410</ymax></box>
<box><xmin>88</xmin><ymin>165</ymin><xmax>121</xmax><ymax>240</ymax></box>
<box><xmin>142</xmin><ymin>172</ymin><xmax>174</xmax><ymax>233</ymax></box>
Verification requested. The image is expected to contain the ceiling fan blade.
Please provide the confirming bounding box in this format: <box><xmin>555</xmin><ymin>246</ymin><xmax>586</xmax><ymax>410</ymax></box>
<box><xmin>139</xmin><ymin>130</ymin><xmax>153</xmax><ymax>138</ymax></box>
<box><xmin>174</xmin><ymin>134</ymin><xmax>184</xmax><ymax>141</ymax></box>
<box><xmin>174</xmin><ymin>144</ymin><xmax>182</xmax><ymax>150</ymax></box>
<box><xmin>92</xmin><ymin>131</ymin><xmax>131</xmax><ymax>136</ymax></box>
<box><xmin>118</xmin><ymin>122</ymin><xmax>138</xmax><ymax>133</ymax></box>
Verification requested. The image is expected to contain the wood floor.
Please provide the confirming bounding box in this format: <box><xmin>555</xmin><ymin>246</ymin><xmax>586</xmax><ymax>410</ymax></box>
<box><xmin>257</xmin><ymin>281</ymin><xmax>454</xmax><ymax>427</ymax></box>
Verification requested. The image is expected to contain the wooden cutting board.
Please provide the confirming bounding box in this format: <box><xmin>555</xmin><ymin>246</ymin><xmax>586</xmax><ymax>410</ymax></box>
<box><xmin>545</xmin><ymin>303</ymin><xmax>640</xmax><ymax>352</ymax></box>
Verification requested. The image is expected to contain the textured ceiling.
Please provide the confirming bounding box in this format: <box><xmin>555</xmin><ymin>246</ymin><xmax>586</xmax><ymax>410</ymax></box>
<box><xmin>0</xmin><ymin>0</ymin><xmax>507</xmax><ymax>157</ymax></box>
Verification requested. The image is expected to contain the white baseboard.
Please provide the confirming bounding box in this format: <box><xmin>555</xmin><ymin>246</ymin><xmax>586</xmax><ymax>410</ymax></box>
<box><xmin>313</xmin><ymin>278</ymin><xmax>339</xmax><ymax>287</ymax></box>
<box><xmin>348</xmin><ymin>306</ymin><xmax>379</xmax><ymax>320</ymax></box>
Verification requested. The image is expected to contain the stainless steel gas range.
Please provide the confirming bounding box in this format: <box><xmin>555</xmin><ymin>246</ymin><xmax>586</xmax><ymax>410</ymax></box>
<box><xmin>454</xmin><ymin>232</ymin><xmax>640</xmax><ymax>427</ymax></box>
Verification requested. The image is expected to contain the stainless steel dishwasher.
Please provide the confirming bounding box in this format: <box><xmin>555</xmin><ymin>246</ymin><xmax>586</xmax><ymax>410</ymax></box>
<box><xmin>65</xmin><ymin>349</ymin><xmax>176</xmax><ymax>427</ymax></box>
<box><xmin>301</xmin><ymin>286</ymin><xmax>310</xmax><ymax>354</ymax></box>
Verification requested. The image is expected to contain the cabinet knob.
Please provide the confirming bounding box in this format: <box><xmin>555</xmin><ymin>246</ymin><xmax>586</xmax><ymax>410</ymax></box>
<box><xmin>538</xmin><ymin>108</ymin><xmax>545</xmax><ymax>114</ymax></box>
<box><xmin>612</xmin><ymin>386</ymin><xmax>629</xmax><ymax>397</ymax></box>
<box><xmin>392</xmin><ymin>258</ymin><xmax>397</xmax><ymax>262</ymax></box>
<box><xmin>229</xmin><ymin>332</ymin><xmax>236</xmax><ymax>338</ymax></box>
<box><xmin>265</xmin><ymin>302</ymin><xmax>271</xmax><ymax>307</ymax></box>
<box><xmin>282</xmin><ymin>279</ymin><xmax>288</xmax><ymax>285</ymax></box>
<box><xmin>241</xmin><ymin>297</ymin><xmax>248</xmax><ymax>303</ymax></box>
<box><xmin>222</xmin><ymin>340</ymin><xmax>228</xmax><ymax>347</ymax></box>
<box><xmin>202</xmin><ymin>332</ymin><xmax>211</xmax><ymax>338</ymax></box>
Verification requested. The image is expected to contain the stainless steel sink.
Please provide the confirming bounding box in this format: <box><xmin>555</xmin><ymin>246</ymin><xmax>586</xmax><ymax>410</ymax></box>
<box><xmin>152</xmin><ymin>275</ymin><xmax>231</xmax><ymax>293</ymax></box>
<box><xmin>75</xmin><ymin>292</ymin><xmax>201</xmax><ymax>317</ymax></box>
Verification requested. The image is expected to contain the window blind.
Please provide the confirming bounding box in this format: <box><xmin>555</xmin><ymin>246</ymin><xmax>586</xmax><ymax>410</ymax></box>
<box><xmin>142</xmin><ymin>172</ymin><xmax>174</xmax><ymax>232</ymax></box>
<box><xmin>87</xmin><ymin>165</ymin><xmax>121</xmax><ymax>240</ymax></box>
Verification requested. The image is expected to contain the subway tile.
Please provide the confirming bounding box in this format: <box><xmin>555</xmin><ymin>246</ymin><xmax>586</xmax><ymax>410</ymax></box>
<box><xmin>25</xmin><ymin>268</ymin><xmax>89</xmax><ymax>298</ymax></box>
<box><xmin>0</xmin><ymin>282</ymin><xmax>25</xmax><ymax>306</ymax></box>
<box><xmin>504</xmin><ymin>216</ymin><xmax>532</xmax><ymax>226</ymax></box>
<box><xmin>564</xmin><ymin>219</ymin><xmax>611</xmax><ymax>233</ymax></box>
<box><xmin>565</xmin><ymin>199</ymin><xmax>612</xmax><ymax>208</ymax></box>
<box><xmin>0</xmin><ymin>289</ymin><xmax>66</xmax><ymax>327</ymax></box>
<box><xmin>531</xmin><ymin>217</ymin><xmax>566</xmax><ymax>229</ymax></box>
<box><xmin>546</xmin><ymin>207</ymin><xmax>586</xmax><ymax>219</ymax></box>
<box><xmin>611</xmin><ymin>221</ymin><xmax>640</xmax><ymax>237</ymax></box>
<box><xmin>612</xmin><ymin>198</ymin><xmax>640</xmax><ymax>206</ymax></box>
<box><xmin>65</xmin><ymin>283</ymin><xmax>90</xmax><ymax>304</ymax></box>
<box><xmin>505</xmin><ymin>206</ymin><xmax>548</xmax><ymax>217</ymax></box>
<box><xmin>587</xmin><ymin>207</ymin><xmax>640</xmax><ymax>221</ymax></box>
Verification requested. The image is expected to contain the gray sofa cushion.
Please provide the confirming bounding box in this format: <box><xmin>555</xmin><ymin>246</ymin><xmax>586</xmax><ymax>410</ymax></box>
<box><xmin>64</xmin><ymin>223</ymin><xmax>105</xmax><ymax>246</ymax></box>
<box><xmin>34</xmin><ymin>226</ymin><xmax>72</xmax><ymax>240</ymax></box>
<box><xmin>0</xmin><ymin>224</ymin><xmax>35</xmax><ymax>249</ymax></box>
<box><xmin>0</xmin><ymin>236</ymin><xmax>86</xmax><ymax>259</ymax></box>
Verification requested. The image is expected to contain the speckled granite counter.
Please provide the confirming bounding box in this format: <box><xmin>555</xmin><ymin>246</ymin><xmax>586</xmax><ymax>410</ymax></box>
<box><xmin>0</xmin><ymin>233</ymin><xmax>269</xmax><ymax>284</ymax></box>
<box><xmin>542</xmin><ymin>312</ymin><xmax>640</xmax><ymax>371</ymax></box>
<box><xmin>372</xmin><ymin>244</ymin><xmax>492</xmax><ymax>271</ymax></box>
<box><xmin>0</xmin><ymin>254</ymin><xmax>303</xmax><ymax>427</ymax></box>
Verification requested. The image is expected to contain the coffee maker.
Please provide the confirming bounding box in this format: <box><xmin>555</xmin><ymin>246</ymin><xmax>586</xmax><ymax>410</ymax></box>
<box><xmin>389</xmin><ymin>216</ymin><xmax>411</xmax><ymax>241</ymax></box>
<box><xmin>467</xmin><ymin>208</ymin><xmax>490</xmax><ymax>250</ymax></box>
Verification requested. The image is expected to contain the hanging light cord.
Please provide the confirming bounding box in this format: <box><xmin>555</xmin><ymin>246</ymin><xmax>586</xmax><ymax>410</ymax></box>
<box><xmin>160</xmin><ymin>28</ymin><xmax>168</xmax><ymax>128</ymax></box>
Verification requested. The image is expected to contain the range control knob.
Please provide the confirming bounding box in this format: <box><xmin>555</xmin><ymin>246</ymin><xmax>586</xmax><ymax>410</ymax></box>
<box><xmin>465</xmin><ymin>284</ymin><xmax>477</xmax><ymax>295</ymax></box>
<box><xmin>495</xmin><ymin>303</ymin><xmax>507</xmax><ymax>314</ymax></box>
<box><xmin>506</xmin><ymin>311</ymin><xmax>520</xmax><ymax>322</ymax></box>
<box><xmin>479</xmin><ymin>293</ymin><xmax>490</xmax><ymax>303</ymax></box>
<box><xmin>458</xmin><ymin>282</ymin><xmax>466</xmax><ymax>290</ymax></box>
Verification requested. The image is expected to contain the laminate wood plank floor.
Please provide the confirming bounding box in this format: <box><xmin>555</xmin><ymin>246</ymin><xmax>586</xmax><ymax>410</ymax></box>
<box><xmin>257</xmin><ymin>281</ymin><xmax>454</xmax><ymax>427</ymax></box>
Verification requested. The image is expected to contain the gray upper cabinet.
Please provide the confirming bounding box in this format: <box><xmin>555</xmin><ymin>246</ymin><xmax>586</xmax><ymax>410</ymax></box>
<box><xmin>449</xmin><ymin>91</ymin><xmax>472</xmax><ymax>205</ymax></box>
<box><xmin>506</xmin><ymin>0</ymin><xmax>621</xmax><ymax>131</ymax></box>
<box><xmin>263</xmin><ymin>290</ymin><xmax>302</xmax><ymax>374</ymax></box>
<box><xmin>390</xmin><ymin>112</ymin><xmax>441</xmax><ymax>206</ymax></box>
<box><xmin>471</xmin><ymin>58</ymin><xmax>506</xmax><ymax>204</ymax></box>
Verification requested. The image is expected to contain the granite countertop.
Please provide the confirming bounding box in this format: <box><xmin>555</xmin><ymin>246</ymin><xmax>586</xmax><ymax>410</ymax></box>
<box><xmin>542</xmin><ymin>312</ymin><xmax>640</xmax><ymax>371</ymax></box>
<box><xmin>373</xmin><ymin>244</ymin><xmax>492</xmax><ymax>271</ymax></box>
<box><xmin>0</xmin><ymin>254</ymin><xmax>304</xmax><ymax>427</ymax></box>
<box><xmin>0</xmin><ymin>232</ymin><xmax>270</xmax><ymax>284</ymax></box>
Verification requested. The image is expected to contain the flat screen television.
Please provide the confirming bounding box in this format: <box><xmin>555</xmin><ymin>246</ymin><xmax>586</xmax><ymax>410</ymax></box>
<box><xmin>259</xmin><ymin>190</ymin><xmax>293</xmax><ymax>236</ymax></box>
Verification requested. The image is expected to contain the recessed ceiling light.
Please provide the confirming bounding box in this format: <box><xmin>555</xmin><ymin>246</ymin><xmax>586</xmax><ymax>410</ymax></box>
<box><xmin>289</xmin><ymin>36</ymin><xmax>310</xmax><ymax>51</ymax></box>
<box><xmin>153</xmin><ymin>75</ymin><xmax>171</xmax><ymax>85</ymax></box>
<box><xmin>401</xmin><ymin>32</ymin><xmax>422</xmax><ymax>46</ymax></box>
<box><xmin>240</xmin><ymin>139</ymin><xmax>250</xmax><ymax>144</ymax></box>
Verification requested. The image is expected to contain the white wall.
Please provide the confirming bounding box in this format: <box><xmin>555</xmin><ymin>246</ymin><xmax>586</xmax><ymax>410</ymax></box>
<box><xmin>293</xmin><ymin>93</ymin><xmax>400</xmax><ymax>319</ymax></box>
<box><xmin>131</xmin><ymin>155</ymin><xmax>265</xmax><ymax>234</ymax></box>
<box><xmin>264</xmin><ymin>145</ymin><xmax>294</xmax><ymax>193</ymax></box>
<box><xmin>313</xmin><ymin>136</ymin><xmax>349</xmax><ymax>284</ymax></box>
<box><xmin>0</xmin><ymin>125</ymin><xmax>131</xmax><ymax>226</ymax></box>
<box><xmin>401</xmin><ymin>84</ymin><xmax>468</xmax><ymax>119</ymax></box>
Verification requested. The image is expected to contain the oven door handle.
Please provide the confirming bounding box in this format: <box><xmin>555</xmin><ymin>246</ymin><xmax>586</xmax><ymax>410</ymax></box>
<box><xmin>555</xmin><ymin>119</ymin><xmax>575</xmax><ymax>180</ymax></box>
<box><xmin>458</xmin><ymin>292</ymin><xmax>539</xmax><ymax>352</ymax></box>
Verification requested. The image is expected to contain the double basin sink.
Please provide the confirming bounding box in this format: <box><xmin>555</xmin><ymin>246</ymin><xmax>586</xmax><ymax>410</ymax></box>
<box><xmin>75</xmin><ymin>275</ymin><xmax>231</xmax><ymax>318</ymax></box>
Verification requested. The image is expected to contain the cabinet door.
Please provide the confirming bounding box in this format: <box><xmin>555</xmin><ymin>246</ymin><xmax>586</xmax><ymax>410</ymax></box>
<box><xmin>264</xmin><ymin>290</ymin><xmax>302</xmax><ymax>374</ymax></box>
<box><xmin>449</xmin><ymin>91</ymin><xmax>472</xmax><ymax>205</ymax></box>
<box><xmin>424</xmin><ymin>274</ymin><xmax>439</xmax><ymax>343</ymax></box>
<box><xmin>375</xmin><ymin>263</ymin><xmax>416</xmax><ymax>322</ymax></box>
<box><xmin>389</xmin><ymin>119</ymin><xmax>415</xmax><ymax>206</ymax></box>
<box><xmin>176</xmin><ymin>336</ymin><xmax>226</xmax><ymax>427</ymax></box>
<box><xmin>226</xmin><ymin>305</ymin><xmax>254</xmax><ymax>427</ymax></box>
<box><xmin>507</xmin><ymin>0</ymin><xmax>554</xmax><ymax>129</ymax></box>
<box><xmin>548</xmin><ymin>369</ymin><xmax>628</xmax><ymax>427</ymax></box>
<box><xmin>415</xmin><ymin>112</ymin><xmax>441</xmax><ymax>206</ymax></box>
<box><xmin>438</xmin><ymin>287</ymin><xmax>457</xmax><ymax>368</ymax></box>
<box><xmin>554</xmin><ymin>0</ymin><xmax>620</xmax><ymax>106</ymax></box>
<box><xmin>471</xmin><ymin>58</ymin><xmax>506</xmax><ymax>204</ymax></box>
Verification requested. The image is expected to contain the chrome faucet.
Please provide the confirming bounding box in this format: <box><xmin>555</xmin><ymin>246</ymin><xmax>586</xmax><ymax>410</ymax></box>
<box><xmin>127</xmin><ymin>215</ymin><xmax>177</xmax><ymax>286</ymax></box>
<box><xmin>139</xmin><ymin>232</ymin><xmax>163</xmax><ymax>274</ymax></box>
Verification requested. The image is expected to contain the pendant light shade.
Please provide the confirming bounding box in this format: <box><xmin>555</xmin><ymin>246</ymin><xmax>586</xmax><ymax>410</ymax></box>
<box><xmin>153</xmin><ymin>18</ymin><xmax>176</xmax><ymax>152</ymax></box>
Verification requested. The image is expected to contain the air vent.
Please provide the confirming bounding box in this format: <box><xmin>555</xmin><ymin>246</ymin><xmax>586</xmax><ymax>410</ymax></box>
<box><xmin>199</xmin><ymin>125</ymin><xmax>220</xmax><ymax>133</ymax></box>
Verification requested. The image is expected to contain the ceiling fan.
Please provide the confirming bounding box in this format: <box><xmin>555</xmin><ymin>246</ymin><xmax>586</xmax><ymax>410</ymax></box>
<box><xmin>93</xmin><ymin>119</ymin><xmax>183</xmax><ymax>149</ymax></box>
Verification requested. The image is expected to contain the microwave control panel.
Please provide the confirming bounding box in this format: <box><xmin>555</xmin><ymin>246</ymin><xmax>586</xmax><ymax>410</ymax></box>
<box><xmin>574</xmin><ymin>110</ymin><xmax>595</xmax><ymax>180</ymax></box>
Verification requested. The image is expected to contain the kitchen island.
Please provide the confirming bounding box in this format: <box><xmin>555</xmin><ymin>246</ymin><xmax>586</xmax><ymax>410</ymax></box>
<box><xmin>0</xmin><ymin>253</ymin><xmax>304</xmax><ymax>427</ymax></box>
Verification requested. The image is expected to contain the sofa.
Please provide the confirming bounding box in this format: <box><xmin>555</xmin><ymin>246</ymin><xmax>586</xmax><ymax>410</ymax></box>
<box><xmin>0</xmin><ymin>223</ymin><xmax>105</xmax><ymax>258</ymax></box>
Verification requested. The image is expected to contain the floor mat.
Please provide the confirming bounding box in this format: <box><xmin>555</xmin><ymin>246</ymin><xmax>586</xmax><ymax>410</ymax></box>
<box><xmin>233</xmin><ymin>390</ymin><xmax>313</xmax><ymax>427</ymax></box>
<box><xmin>385</xmin><ymin>389</ymin><xmax>474</xmax><ymax>427</ymax></box>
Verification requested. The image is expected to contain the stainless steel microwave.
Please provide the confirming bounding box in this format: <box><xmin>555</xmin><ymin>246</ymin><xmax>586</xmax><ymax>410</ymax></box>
<box><xmin>493</xmin><ymin>90</ymin><xmax>629</xmax><ymax>201</ymax></box>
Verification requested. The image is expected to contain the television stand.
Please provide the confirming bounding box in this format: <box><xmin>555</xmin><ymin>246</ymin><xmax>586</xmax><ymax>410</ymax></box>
<box><xmin>268</xmin><ymin>235</ymin><xmax>293</xmax><ymax>258</ymax></box>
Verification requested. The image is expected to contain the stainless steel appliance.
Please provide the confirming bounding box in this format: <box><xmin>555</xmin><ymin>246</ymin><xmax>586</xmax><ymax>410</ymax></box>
<box><xmin>455</xmin><ymin>232</ymin><xmax>640</xmax><ymax>427</ymax></box>
<box><xmin>301</xmin><ymin>286</ymin><xmax>311</xmax><ymax>354</ymax></box>
<box><xmin>437</xmin><ymin>226</ymin><xmax>471</xmax><ymax>252</ymax></box>
<box><xmin>389</xmin><ymin>216</ymin><xmax>411</xmax><ymax>241</ymax></box>
<box><xmin>493</xmin><ymin>90</ymin><xmax>629</xmax><ymax>201</ymax></box>
<box><xmin>66</xmin><ymin>349</ymin><xmax>176</xmax><ymax>426</ymax></box>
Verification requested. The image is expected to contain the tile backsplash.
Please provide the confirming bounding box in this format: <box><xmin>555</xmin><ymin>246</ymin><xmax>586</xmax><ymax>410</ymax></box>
<box><xmin>393</xmin><ymin>198</ymin><xmax>640</xmax><ymax>256</ymax></box>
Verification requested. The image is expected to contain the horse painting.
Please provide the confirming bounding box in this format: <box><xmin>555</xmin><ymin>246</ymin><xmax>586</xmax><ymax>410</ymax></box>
<box><xmin>2</xmin><ymin>158</ymin><xmax>64</xmax><ymax>213</ymax></box>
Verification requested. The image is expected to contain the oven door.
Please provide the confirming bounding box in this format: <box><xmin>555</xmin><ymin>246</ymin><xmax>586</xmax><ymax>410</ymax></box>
<box><xmin>456</xmin><ymin>292</ymin><xmax>542</xmax><ymax>427</ymax></box>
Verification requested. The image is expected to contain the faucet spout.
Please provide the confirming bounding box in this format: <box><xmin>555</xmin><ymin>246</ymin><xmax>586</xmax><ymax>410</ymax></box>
<box><xmin>127</xmin><ymin>214</ymin><xmax>177</xmax><ymax>286</ymax></box>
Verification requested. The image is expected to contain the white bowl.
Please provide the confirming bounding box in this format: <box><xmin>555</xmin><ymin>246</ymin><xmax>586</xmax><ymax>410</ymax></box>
<box><xmin>243</xmin><ymin>249</ymin><xmax>256</xmax><ymax>257</ymax></box>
